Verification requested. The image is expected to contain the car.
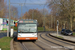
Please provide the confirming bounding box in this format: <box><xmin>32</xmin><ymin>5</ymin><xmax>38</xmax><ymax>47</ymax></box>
<box><xmin>61</xmin><ymin>29</ymin><xmax>73</xmax><ymax>35</ymax></box>
<box><xmin>61</xmin><ymin>29</ymin><xmax>66</xmax><ymax>34</ymax></box>
<box><xmin>73</xmin><ymin>29</ymin><xmax>75</xmax><ymax>32</ymax></box>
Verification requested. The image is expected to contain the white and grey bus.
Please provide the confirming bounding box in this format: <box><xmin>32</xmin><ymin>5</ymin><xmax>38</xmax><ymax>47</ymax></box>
<box><xmin>17</xmin><ymin>20</ymin><xmax>38</xmax><ymax>41</ymax></box>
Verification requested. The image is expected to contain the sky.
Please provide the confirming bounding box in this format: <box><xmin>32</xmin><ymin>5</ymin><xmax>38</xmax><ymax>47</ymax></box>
<box><xmin>5</xmin><ymin>0</ymin><xmax>51</xmax><ymax>17</ymax></box>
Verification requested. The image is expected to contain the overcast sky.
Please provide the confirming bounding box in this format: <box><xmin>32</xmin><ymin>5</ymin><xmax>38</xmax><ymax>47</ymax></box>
<box><xmin>5</xmin><ymin>0</ymin><xmax>50</xmax><ymax>17</ymax></box>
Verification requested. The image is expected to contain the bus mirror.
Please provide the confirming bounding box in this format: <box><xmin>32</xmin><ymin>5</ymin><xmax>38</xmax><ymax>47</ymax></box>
<box><xmin>37</xmin><ymin>23</ymin><xmax>39</xmax><ymax>26</ymax></box>
<box><xmin>14</xmin><ymin>22</ymin><xmax>15</xmax><ymax>24</ymax></box>
<box><xmin>15</xmin><ymin>23</ymin><xmax>17</xmax><ymax>27</ymax></box>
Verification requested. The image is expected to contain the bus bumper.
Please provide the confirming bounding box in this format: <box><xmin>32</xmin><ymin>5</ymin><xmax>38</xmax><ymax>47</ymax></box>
<box><xmin>17</xmin><ymin>37</ymin><xmax>38</xmax><ymax>40</ymax></box>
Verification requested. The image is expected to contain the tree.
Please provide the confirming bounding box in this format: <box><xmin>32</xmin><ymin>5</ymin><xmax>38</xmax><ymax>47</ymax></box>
<box><xmin>40</xmin><ymin>9</ymin><xmax>48</xmax><ymax>15</ymax></box>
<box><xmin>47</xmin><ymin>0</ymin><xmax>75</xmax><ymax>31</ymax></box>
<box><xmin>21</xmin><ymin>9</ymin><xmax>43</xmax><ymax>27</ymax></box>
<box><xmin>10</xmin><ymin>6</ymin><xmax>18</xmax><ymax>20</ymax></box>
<box><xmin>0</xmin><ymin>0</ymin><xmax>7</xmax><ymax>18</ymax></box>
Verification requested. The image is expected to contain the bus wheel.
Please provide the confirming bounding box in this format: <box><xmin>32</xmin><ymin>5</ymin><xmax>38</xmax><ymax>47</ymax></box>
<box><xmin>33</xmin><ymin>40</ymin><xmax>36</xmax><ymax>42</ymax></box>
<box><xmin>14</xmin><ymin>37</ymin><xmax>19</xmax><ymax>42</ymax></box>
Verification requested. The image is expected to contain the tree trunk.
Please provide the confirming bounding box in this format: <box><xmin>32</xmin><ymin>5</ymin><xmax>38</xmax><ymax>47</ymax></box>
<box><xmin>70</xmin><ymin>16</ymin><xmax>73</xmax><ymax>31</ymax></box>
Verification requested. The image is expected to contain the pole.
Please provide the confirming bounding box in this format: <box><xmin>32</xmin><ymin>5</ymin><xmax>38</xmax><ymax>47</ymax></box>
<box><xmin>8</xmin><ymin>0</ymin><xmax>11</xmax><ymax>37</ymax></box>
<box><xmin>57</xmin><ymin>20</ymin><xmax>59</xmax><ymax>36</ymax></box>
<box><xmin>51</xmin><ymin>15</ymin><xmax>52</xmax><ymax>28</ymax></box>
<box><xmin>44</xmin><ymin>14</ymin><xmax>45</xmax><ymax>31</ymax></box>
<box><xmin>7</xmin><ymin>26</ymin><xmax>9</xmax><ymax>37</ymax></box>
<box><xmin>43</xmin><ymin>4</ymin><xmax>46</xmax><ymax>32</ymax></box>
<box><xmin>49</xmin><ymin>21</ymin><xmax>50</xmax><ymax>29</ymax></box>
<box><xmin>54</xmin><ymin>16</ymin><xmax>55</xmax><ymax>31</ymax></box>
<box><xmin>57</xmin><ymin>25</ymin><xmax>58</xmax><ymax>36</ymax></box>
<box><xmin>21</xmin><ymin>3</ymin><xmax>22</xmax><ymax>18</ymax></box>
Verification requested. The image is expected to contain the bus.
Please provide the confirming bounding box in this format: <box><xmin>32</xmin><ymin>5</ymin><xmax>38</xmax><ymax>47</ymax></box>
<box><xmin>17</xmin><ymin>19</ymin><xmax>38</xmax><ymax>41</ymax></box>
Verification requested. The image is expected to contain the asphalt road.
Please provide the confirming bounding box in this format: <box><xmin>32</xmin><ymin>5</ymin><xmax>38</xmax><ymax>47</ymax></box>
<box><xmin>0</xmin><ymin>33</ymin><xmax>7</xmax><ymax>38</ymax></box>
<box><xmin>0</xmin><ymin>32</ymin><xmax>17</xmax><ymax>38</ymax></box>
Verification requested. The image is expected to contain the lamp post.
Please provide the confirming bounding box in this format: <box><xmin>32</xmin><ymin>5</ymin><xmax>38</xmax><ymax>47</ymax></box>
<box><xmin>8</xmin><ymin>0</ymin><xmax>11</xmax><ymax>37</ymax></box>
<box><xmin>19</xmin><ymin>3</ymin><xmax>24</xmax><ymax>18</ymax></box>
<box><xmin>43</xmin><ymin>3</ymin><xmax>47</xmax><ymax>31</ymax></box>
<box><xmin>54</xmin><ymin>16</ymin><xmax>55</xmax><ymax>31</ymax></box>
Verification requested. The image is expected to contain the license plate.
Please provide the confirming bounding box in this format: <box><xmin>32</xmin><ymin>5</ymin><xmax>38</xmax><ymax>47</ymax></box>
<box><xmin>25</xmin><ymin>38</ymin><xmax>30</xmax><ymax>39</ymax></box>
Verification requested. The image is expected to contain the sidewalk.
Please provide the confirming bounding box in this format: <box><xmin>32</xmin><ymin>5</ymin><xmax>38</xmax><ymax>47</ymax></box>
<box><xmin>50</xmin><ymin>33</ymin><xmax>75</xmax><ymax>41</ymax></box>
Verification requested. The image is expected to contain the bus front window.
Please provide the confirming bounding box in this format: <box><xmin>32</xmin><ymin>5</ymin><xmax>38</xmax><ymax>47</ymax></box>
<box><xmin>18</xmin><ymin>23</ymin><xmax>37</xmax><ymax>33</ymax></box>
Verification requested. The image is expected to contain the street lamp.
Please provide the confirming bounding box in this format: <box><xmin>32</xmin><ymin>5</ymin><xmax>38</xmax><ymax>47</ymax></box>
<box><xmin>43</xmin><ymin>3</ymin><xmax>47</xmax><ymax>31</ymax></box>
<box><xmin>43</xmin><ymin>5</ymin><xmax>45</xmax><ymax>31</ymax></box>
<box><xmin>19</xmin><ymin>3</ymin><xmax>24</xmax><ymax>18</ymax></box>
<box><xmin>8</xmin><ymin>0</ymin><xmax>11</xmax><ymax>37</ymax></box>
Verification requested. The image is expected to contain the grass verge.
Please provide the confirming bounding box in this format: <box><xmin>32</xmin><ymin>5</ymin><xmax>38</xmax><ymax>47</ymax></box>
<box><xmin>73</xmin><ymin>33</ymin><xmax>75</xmax><ymax>35</ymax></box>
<box><xmin>38</xmin><ymin>27</ymin><xmax>44</xmax><ymax>31</ymax></box>
<box><xmin>56</xmin><ymin>36</ymin><xmax>63</xmax><ymax>39</ymax></box>
<box><xmin>0</xmin><ymin>37</ymin><xmax>12</xmax><ymax>50</ymax></box>
<box><xmin>38</xmin><ymin>27</ymin><xmax>49</xmax><ymax>31</ymax></box>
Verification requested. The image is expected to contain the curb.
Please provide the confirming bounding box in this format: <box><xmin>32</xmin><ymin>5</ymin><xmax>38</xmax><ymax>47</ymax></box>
<box><xmin>71</xmin><ymin>35</ymin><xmax>75</xmax><ymax>37</ymax></box>
<box><xmin>49</xmin><ymin>33</ymin><xmax>75</xmax><ymax>43</ymax></box>
<box><xmin>10</xmin><ymin>39</ymin><xmax>14</xmax><ymax>50</ymax></box>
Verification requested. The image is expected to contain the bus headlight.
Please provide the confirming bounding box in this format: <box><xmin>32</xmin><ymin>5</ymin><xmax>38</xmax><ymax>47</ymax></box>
<box><xmin>35</xmin><ymin>27</ymin><xmax>37</xmax><ymax>29</ymax></box>
<box><xmin>18</xmin><ymin>34</ymin><xmax>21</xmax><ymax>36</ymax></box>
<box><xmin>34</xmin><ymin>34</ymin><xmax>37</xmax><ymax>36</ymax></box>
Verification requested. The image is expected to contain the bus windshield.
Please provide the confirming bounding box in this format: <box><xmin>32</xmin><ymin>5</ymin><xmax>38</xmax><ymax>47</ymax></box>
<box><xmin>18</xmin><ymin>23</ymin><xmax>37</xmax><ymax>33</ymax></box>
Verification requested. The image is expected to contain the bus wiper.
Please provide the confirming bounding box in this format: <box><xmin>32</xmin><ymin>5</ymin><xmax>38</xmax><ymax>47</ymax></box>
<box><xmin>18</xmin><ymin>32</ymin><xmax>24</xmax><ymax>33</ymax></box>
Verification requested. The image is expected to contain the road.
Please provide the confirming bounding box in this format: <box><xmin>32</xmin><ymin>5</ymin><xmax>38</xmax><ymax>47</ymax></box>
<box><xmin>0</xmin><ymin>32</ymin><xmax>16</xmax><ymax>38</ymax></box>
<box><xmin>0</xmin><ymin>33</ymin><xmax>7</xmax><ymax>38</ymax></box>
<box><xmin>13</xmin><ymin>32</ymin><xmax>75</xmax><ymax>50</ymax></box>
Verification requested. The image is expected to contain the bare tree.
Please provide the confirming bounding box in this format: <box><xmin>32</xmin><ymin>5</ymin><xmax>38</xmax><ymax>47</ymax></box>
<box><xmin>0</xmin><ymin>0</ymin><xmax>7</xmax><ymax>18</ymax></box>
<box><xmin>10</xmin><ymin>6</ymin><xmax>18</xmax><ymax>20</ymax></box>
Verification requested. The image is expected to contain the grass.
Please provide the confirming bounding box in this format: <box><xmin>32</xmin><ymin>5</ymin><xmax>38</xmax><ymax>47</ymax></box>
<box><xmin>73</xmin><ymin>33</ymin><xmax>75</xmax><ymax>35</ymax></box>
<box><xmin>38</xmin><ymin>27</ymin><xmax>49</xmax><ymax>31</ymax></box>
<box><xmin>14</xmin><ymin>26</ymin><xmax>17</xmax><ymax>30</ymax></box>
<box><xmin>0</xmin><ymin>37</ymin><xmax>12</xmax><ymax>50</ymax></box>
<box><xmin>2</xmin><ymin>28</ymin><xmax>7</xmax><ymax>31</ymax></box>
<box><xmin>38</xmin><ymin>27</ymin><xmax>44</xmax><ymax>31</ymax></box>
<box><xmin>56</xmin><ymin>36</ymin><xmax>63</xmax><ymax>39</ymax></box>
